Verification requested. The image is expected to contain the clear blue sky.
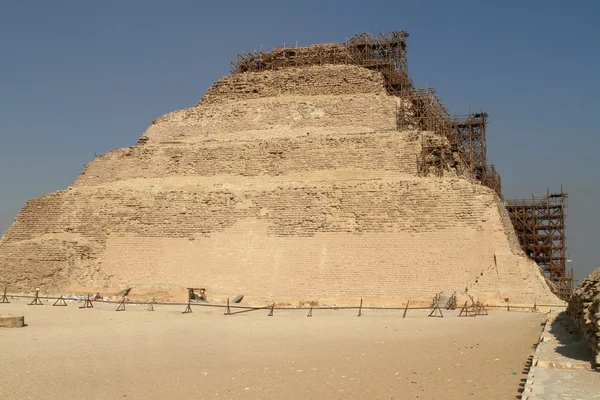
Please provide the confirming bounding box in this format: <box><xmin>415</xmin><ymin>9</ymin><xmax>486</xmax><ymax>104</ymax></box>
<box><xmin>1</xmin><ymin>1</ymin><xmax>598</xmax><ymax>282</ymax></box>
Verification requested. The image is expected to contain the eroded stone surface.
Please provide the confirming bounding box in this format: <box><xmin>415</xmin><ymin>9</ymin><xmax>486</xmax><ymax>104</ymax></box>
<box><xmin>0</xmin><ymin>314</ymin><xmax>24</xmax><ymax>328</ymax></box>
<box><xmin>567</xmin><ymin>266</ymin><xmax>600</xmax><ymax>368</ymax></box>
<box><xmin>0</xmin><ymin>61</ymin><xmax>559</xmax><ymax>305</ymax></box>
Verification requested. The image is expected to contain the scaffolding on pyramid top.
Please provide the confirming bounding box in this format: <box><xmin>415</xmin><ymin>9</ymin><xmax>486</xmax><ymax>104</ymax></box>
<box><xmin>231</xmin><ymin>31</ymin><xmax>411</xmax><ymax>93</ymax></box>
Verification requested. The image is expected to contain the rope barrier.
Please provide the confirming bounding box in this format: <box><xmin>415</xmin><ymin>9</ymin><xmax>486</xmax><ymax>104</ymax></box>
<box><xmin>0</xmin><ymin>292</ymin><xmax>566</xmax><ymax>314</ymax></box>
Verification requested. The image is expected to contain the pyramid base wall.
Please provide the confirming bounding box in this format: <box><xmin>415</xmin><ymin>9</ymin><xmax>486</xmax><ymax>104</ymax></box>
<box><xmin>0</xmin><ymin>178</ymin><xmax>560</xmax><ymax>306</ymax></box>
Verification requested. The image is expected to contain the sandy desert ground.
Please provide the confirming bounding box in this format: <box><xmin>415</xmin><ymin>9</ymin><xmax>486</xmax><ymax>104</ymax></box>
<box><xmin>0</xmin><ymin>299</ymin><xmax>546</xmax><ymax>400</ymax></box>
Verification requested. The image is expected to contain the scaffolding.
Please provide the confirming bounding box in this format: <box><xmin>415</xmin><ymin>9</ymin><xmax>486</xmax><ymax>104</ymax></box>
<box><xmin>232</xmin><ymin>43</ymin><xmax>352</xmax><ymax>74</ymax></box>
<box><xmin>506</xmin><ymin>189</ymin><xmax>572</xmax><ymax>299</ymax></box>
<box><xmin>481</xmin><ymin>164</ymin><xmax>502</xmax><ymax>197</ymax></box>
<box><xmin>451</xmin><ymin>112</ymin><xmax>487</xmax><ymax>182</ymax></box>
<box><xmin>416</xmin><ymin>134</ymin><xmax>460</xmax><ymax>178</ymax></box>
<box><xmin>399</xmin><ymin>88</ymin><xmax>465</xmax><ymax>177</ymax></box>
<box><xmin>231</xmin><ymin>31</ymin><xmax>411</xmax><ymax>93</ymax></box>
<box><xmin>345</xmin><ymin>31</ymin><xmax>411</xmax><ymax>93</ymax></box>
<box><xmin>231</xmin><ymin>31</ymin><xmax>500</xmax><ymax>195</ymax></box>
<box><xmin>399</xmin><ymin>90</ymin><xmax>500</xmax><ymax>195</ymax></box>
<box><xmin>398</xmin><ymin>88</ymin><xmax>454</xmax><ymax>135</ymax></box>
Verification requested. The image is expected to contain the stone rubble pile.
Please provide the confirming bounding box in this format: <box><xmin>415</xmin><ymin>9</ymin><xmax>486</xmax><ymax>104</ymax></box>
<box><xmin>567</xmin><ymin>266</ymin><xmax>600</xmax><ymax>368</ymax></box>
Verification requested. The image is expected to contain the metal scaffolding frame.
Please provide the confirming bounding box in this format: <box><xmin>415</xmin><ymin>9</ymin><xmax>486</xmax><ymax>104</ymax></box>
<box><xmin>506</xmin><ymin>189</ymin><xmax>572</xmax><ymax>299</ymax></box>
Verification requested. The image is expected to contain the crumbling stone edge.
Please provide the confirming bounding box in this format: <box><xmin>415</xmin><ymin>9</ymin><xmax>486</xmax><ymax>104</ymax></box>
<box><xmin>521</xmin><ymin>313</ymin><xmax>554</xmax><ymax>400</ymax></box>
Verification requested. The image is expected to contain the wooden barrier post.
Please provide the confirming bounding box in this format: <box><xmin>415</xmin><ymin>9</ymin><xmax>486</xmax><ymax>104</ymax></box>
<box><xmin>357</xmin><ymin>298</ymin><xmax>363</xmax><ymax>317</ymax></box>
<box><xmin>1</xmin><ymin>287</ymin><xmax>9</xmax><ymax>303</ymax></box>
<box><xmin>79</xmin><ymin>294</ymin><xmax>94</xmax><ymax>309</ymax></box>
<box><xmin>467</xmin><ymin>295</ymin><xmax>477</xmax><ymax>315</ymax></box>
<box><xmin>477</xmin><ymin>301</ymin><xmax>488</xmax><ymax>316</ymax></box>
<box><xmin>446</xmin><ymin>292</ymin><xmax>457</xmax><ymax>310</ymax></box>
<box><xmin>28</xmin><ymin>289</ymin><xmax>43</xmax><ymax>305</ymax></box>
<box><xmin>224</xmin><ymin>298</ymin><xmax>231</xmax><ymax>315</ymax></box>
<box><xmin>459</xmin><ymin>301</ymin><xmax>474</xmax><ymax>317</ymax></box>
<box><xmin>116</xmin><ymin>297</ymin><xmax>126</xmax><ymax>311</ymax></box>
<box><xmin>53</xmin><ymin>295</ymin><xmax>68</xmax><ymax>306</ymax></box>
<box><xmin>268</xmin><ymin>303</ymin><xmax>275</xmax><ymax>316</ymax></box>
<box><xmin>403</xmin><ymin>300</ymin><xmax>410</xmax><ymax>318</ymax></box>
<box><xmin>428</xmin><ymin>303</ymin><xmax>443</xmax><ymax>318</ymax></box>
<box><xmin>431</xmin><ymin>292</ymin><xmax>443</xmax><ymax>308</ymax></box>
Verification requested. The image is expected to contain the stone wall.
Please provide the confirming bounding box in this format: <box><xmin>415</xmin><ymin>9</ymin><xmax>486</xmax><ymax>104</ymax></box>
<box><xmin>567</xmin><ymin>267</ymin><xmax>600</xmax><ymax>368</ymax></box>
<box><xmin>77</xmin><ymin>132</ymin><xmax>419</xmax><ymax>186</ymax></box>
<box><xmin>200</xmin><ymin>65</ymin><xmax>386</xmax><ymax>105</ymax></box>
<box><xmin>0</xmin><ymin>177</ymin><xmax>557</xmax><ymax>304</ymax></box>
<box><xmin>141</xmin><ymin>65</ymin><xmax>396</xmax><ymax>145</ymax></box>
<box><xmin>145</xmin><ymin>93</ymin><xmax>398</xmax><ymax>144</ymax></box>
<box><xmin>0</xmin><ymin>63</ymin><xmax>560</xmax><ymax>306</ymax></box>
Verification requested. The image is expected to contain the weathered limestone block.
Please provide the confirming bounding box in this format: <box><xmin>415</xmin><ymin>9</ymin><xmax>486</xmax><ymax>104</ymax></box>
<box><xmin>567</xmin><ymin>267</ymin><xmax>600</xmax><ymax>368</ymax></box>
<box><xmin>0</xmin><ymin>177</ymin><xmax>558</xmax><ymax>304</ymax></box>
<box><xmin>146</xmin><ymin>93</ymin><xmax>398</xmax><ymax>144</ymax></box>
<box><xmin>76</xmin><ymin>132</ymin><xmax>420</xmax><ymax>187</ymax></box>
<box><xmin>200</xmin><ymin>65</ymin><xmax>387</xmax><ymax>104</ymax></box>
<box><xmin>0</xmin><ymin>314</ymin><xmax>25</xmax><ymax>328</ymax></box>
